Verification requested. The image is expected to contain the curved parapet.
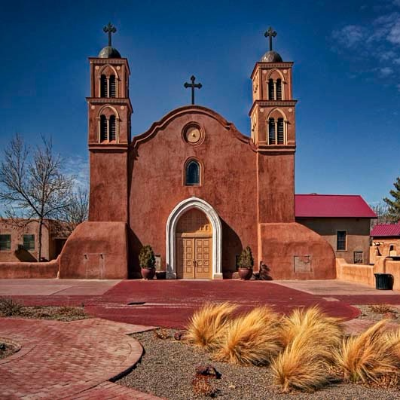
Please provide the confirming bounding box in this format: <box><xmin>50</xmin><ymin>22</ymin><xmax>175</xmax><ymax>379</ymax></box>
<box><xmin>59</xmin><ymin>221</ymin><xmax>128</xmax><ymax>279</ymax></box>
<box><xmin>259</xmin><ymin>222</ymin><xmax>336</xmax><ymax>280</ymax></box>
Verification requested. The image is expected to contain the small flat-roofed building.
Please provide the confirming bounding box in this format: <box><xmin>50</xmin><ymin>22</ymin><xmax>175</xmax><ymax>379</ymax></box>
<box><xmin>295</xmin><ymin>194</ymin><xmax>377</xmax><ymax>265</ymax></box>
<box><xmin>371</xmin><ymin>222</ymin><xmax>400</xmax><ymax>259</ymax></box>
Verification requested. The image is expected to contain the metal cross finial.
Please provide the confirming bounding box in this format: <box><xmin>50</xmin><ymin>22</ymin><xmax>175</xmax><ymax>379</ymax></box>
<box><xmin>184</xmin><ymin>75</ymin><xmax>202</xmax><ymax>105</ymax></box>
<box><xmin>264</xmin><ymin>27</ymin><xmax>277</xmax><ymax>51</ymax></box>
<box><xmin>103</xmin><ymin>22</ymin><xmax>117</xmax><ymax>47</ymax></box>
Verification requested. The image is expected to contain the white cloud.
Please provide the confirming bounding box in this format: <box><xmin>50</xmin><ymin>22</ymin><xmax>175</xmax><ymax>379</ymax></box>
<box><xmin>63</xmin><ymin>155</ymin><xmax>89</xmax><ymax>192</ymax></box>
<box><xmin>380</xmin><ymin>67</ymin><xmax>394</xmax><ymax>76</ymax></box>
<box><xmin>332</xmin><ymin>25</ymin><xmax>366</xmax><ymax>48</ymax></box>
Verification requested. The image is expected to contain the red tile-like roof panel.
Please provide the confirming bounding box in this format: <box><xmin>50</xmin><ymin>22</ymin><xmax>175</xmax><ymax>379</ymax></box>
<box><xmin>295</xmin><ymin>194</ymin><xmax>377</xmax><ymax>218</ymax></box>
<box><xmin>371</xmin><ymin>222</ymin><xmax>400</xmax><ymax>238</ymax></box>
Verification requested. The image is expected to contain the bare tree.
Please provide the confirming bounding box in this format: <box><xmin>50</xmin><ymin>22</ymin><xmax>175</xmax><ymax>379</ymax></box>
<box><xmin>62</xmin><ymin>187</ymin><xmax>89</xmax><ymax>234</ymax></box>
<box><xmin>370</xmin><ymin>201</ymin><xmax>391</xmax><ymax>229</ymax></box>
<box><xmin>0</xmin><ymin>134</ymin><xmax>73</xmax><ymax>261</ymax></box>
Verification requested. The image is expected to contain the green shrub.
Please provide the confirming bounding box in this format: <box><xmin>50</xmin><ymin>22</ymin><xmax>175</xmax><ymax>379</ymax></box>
<box><xmin>237</xmin><ymin>246</ymin><xmax>254</xmax><ymax>269</ymax></box>
<box><xmin>139</xmin><ymin>245</ymin><xmax>156</xmax><ymax>269</ymax></box>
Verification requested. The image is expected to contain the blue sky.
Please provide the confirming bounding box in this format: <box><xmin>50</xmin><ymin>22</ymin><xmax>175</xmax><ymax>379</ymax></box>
<box><xmin>0</xmin><ymin>0</ymin><xmax>399</xmax><ymax>204</ymax></box>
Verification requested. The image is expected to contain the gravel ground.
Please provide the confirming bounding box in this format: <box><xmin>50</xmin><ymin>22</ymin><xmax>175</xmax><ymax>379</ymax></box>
<box><xmin>355</xmin><ymin>305</ymin><xmax>400</xmax><ymax>324</ymax></box>
<box><xmin>117</xmin><ymin>330</ymin><xmax>400</xmax><ymax>400</ymax></box>
<box><xmin>0</xmin><ymin>305</ymin><xmax>89</xmax><ymax>322</ymax></box>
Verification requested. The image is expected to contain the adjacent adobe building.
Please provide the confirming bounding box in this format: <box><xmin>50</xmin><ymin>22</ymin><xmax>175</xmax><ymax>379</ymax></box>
<box><xmin>370</xmin><ymin>222</ymin><xmax>400</xmax><ymax>262</ymax></box>
<box><xmin>58</xmin><ymin>26</ymin><xmax>374</xmax><ymax>280</ymax></box>
<box><xmin>295</xmin><ymin>194</ymin><xmax>376</xmax><ymax>265</ymax></box>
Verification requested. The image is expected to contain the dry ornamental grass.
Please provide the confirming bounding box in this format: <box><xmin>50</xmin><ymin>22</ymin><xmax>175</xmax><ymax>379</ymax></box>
<box><xmin>214</xmin><ymin>306</ymin><xmax>282</xmax><ymax>366</ymax></box>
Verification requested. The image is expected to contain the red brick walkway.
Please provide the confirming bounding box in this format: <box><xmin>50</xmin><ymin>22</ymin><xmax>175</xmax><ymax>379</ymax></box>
<box><xmin>9</xmin><ymin>281</ymin><xmax>361</xmax><ymax>328</ymax></box>
<box><xmin>0</xmin><ymin>318</ymin><xmax>160</xmax><ymax>399</ymax></box>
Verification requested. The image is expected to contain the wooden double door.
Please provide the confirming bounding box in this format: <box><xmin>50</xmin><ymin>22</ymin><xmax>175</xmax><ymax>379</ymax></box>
<box><xmin>176</xmin><ymin>209</ymin><xmax>213</xmax><ymax>279</ymax></box>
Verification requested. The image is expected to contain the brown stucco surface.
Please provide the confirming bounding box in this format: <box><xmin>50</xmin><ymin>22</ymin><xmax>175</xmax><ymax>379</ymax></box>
<box><xmin>259</xmin><ymin>222</ymin><xmax>336</xmax><ymax>279</ymax></box>
<box><xmin>128</xmin><ymin>107</ymin><xmax>258</xmax><ymax>278</ymax></box>
<box><xmin>59</xmin><ymin>221</ymin><xmax>128</xmax><ymax>279</ymax></box>
<box><xmin>298</xmin><ymin>217</ymin><xmax>371</xmax><ymax>264</ymax></box>
<box><xmin>0</xmin><ymin>260</ymin><xmax>58</xmax><ymax>279</ymax></box>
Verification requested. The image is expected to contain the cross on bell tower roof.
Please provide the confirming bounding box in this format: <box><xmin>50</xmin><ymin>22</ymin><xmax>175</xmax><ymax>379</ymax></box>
<box><xmin>98</xmin><ymin>22</ymin><xmax>121</xmax><ymax>59</ymax></box>
<box><xmin>261</xmin><ymin>26</ymin><xmax>283</xmax><ymax>63</ymax></box>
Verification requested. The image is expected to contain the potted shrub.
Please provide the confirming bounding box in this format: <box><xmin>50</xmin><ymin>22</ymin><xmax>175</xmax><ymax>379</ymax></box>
<box><xmin>139</xmin><ymin>245</ymin><xmax>156</xmax><ymax>280</ymax></box>
<box><xmin>237</xmin><ymin>246</ymin><xmax>254</xmax><ymax>280</ymax></box>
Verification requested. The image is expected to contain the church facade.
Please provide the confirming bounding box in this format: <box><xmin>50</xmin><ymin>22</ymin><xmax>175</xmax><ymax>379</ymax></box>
<box><xmin>59</xmin><ymin>27</ymin><xmax>336</xmax><ymax>280</ymax></box>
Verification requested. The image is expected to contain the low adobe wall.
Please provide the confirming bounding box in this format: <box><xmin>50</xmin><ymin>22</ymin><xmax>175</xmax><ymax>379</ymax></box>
<box><xmin>258</xmin><ymin>222</ymin><xmax>336</xmax><ymax>280</ymax></box>
<box><xmin>0</xmin><ymin>259</ymin><xmax>59</xmax><ymax>279</ymax></box>
<box><xmin>336</xmin><ymin>258</ymin><xmax>375</xmax><ymax>287</ymax></box>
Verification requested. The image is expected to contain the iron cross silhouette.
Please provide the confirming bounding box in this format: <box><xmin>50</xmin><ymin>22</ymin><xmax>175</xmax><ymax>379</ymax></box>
<box><xmin>103</xmin><ymin>23</ymin><xmax>117</xmax><ymax>47</ymax></box>
<box><xmin>264</xmin><ymin>27</ymin><xmax>277</xmax><ymax>51</ymax></box>
<box><xmin>184</xmin><ymin>75</ymin><xmax>202</xmax><ymax>105</ymax></box>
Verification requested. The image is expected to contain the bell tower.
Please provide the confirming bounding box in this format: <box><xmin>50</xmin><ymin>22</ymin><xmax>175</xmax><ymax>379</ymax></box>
<box><xmin>87</xmin><ymin>23</ymin><xmax>132</xmax><ymax>222</ymax></box>
<box><xmin>250</xmin><ymin>28</ymin><xmax>297</xmax><ymax>223</ymax></box>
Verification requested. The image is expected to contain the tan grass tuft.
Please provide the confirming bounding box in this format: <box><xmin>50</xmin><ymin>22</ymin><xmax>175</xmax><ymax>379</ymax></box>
<box><xmin>214</xmin><ymin>306</ymin><xmax>282</xmax><ymax>365</ymax></box>
<box><xmin>271</xmin><ymin>307</ymin><xmax>343</xmax><ymax>392</ymax></box>
<box><xmin>271</xmin><ymin>332</ymin><xmax>332</xmax><ymax>392</ymax></box>
<box><xmin>186</xmin><ymin>302</ymin><xmax>237</xmax><ymax>351</ymax></box>
<box><xmin>336</xmin><ymin>319</ymin><xmax>400</xmax><ymax>384</ymax></box>
<box><xmin>280</xmin><ymin>306</ymin><xmax>343</xmax><ymax>351</ymax></box>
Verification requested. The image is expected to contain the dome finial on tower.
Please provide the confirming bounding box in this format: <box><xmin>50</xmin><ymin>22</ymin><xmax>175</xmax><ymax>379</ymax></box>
<box><xmin>261</xmin><ymin>27</ymin><xmax>283</xmax><ymax>62</ymax></box>
<box><xmin>98</xmin><ymin>22</ymin><xmax>121</xmax><ymax>59</ymax></box>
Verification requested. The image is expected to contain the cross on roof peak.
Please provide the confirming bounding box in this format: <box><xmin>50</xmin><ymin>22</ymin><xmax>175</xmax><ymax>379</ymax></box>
<box><xmin>264</xmin><ymin>27</ymin><xmax>277</xmax><ymax>51</ymax></box>
<box><xmin>103</xmin><ymin>22</ymin><xmax>117</xmax><ymax>47</ymax></box>
<box><xmin>184</xmin><ymin>75</ymin><xmax>202</xmax><ymax>105</ymax></box>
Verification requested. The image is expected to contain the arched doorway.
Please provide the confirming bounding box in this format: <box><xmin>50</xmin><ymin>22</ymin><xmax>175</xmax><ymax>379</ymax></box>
<box><xmin>176</xmin><ymin>209</ymin><xmax>212</xmax><ymax>279</ymax></box>
<box><xmin>166</xmin><ymin>197</ymin><xmax>222</xmax><ymax>279</ymax></box>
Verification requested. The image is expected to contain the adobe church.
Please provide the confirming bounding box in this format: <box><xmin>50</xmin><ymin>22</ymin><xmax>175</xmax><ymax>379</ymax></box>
<box><xmin>59</xmin><ymin>25</ymin><xmax>338</xmax><ymax>280</ymax></box>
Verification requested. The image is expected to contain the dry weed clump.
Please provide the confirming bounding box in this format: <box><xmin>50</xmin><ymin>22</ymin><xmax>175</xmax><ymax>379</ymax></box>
<box><xmin>271</xmin><ymin>307</ymin><xmax>343</xmax><ymax>392</ymax></box>
<box><xmin>214</xmin><ymin>306</ymin><xmax>282</xmax><ymax>366</ymax></box>
<box><xmin>186</xmin><ymin>303</ymin><xmax>237</xmax><ymax>351</ymax></box>
<box><xmin>0</xmin><ymin>298</ymin><xmax>23</xmax><ymax>317</ymax></box>
<box><xmin>337</xmin><ymin>320</ymin><xmax>400</xmax><ymax>384</ymax></box>
<box><xmin>368</xmin><ymin>304</ymin><xmax>396</xmax><ymax>315</ymax></box>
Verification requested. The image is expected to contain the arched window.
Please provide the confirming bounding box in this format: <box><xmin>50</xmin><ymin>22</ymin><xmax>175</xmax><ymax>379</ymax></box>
<box><xmin>185</xmin><ymin>160</ymin><xmax>200</xmax><ymax>186</ymax></box>
<box><xmin>100</xmin><ymin>115</ymin><xmax>108</xmax><ymax>141</ymax></box>
<box><xmin>277</xmin><ymin>118</ymin><xmax>284</xmax><ymax>144</ymax></box>
<box><xmin>109</xmin><ymin>75</ymin><xmax>116</xmax><ymax>98</ymax></box>
<box><xmin>109</xmin><ymin>116</ymin><xmax>116</xmax><ymax>141</ymax></box>
<box><xmin>268</xmin><ymin>79</ymin><xmax>274</xmax><ymax>100</ymax></box>
<box><xmin>268</xmin><ymin>118</ymin><xmax>276</xmax><ymax>144</ymax></box>
<box><xmin>276</xmin><ymin>79</ymin><xmax>282</xmax><ymax>100</ymax></box>
<box><xmin>100</xmin><ymin>75</ymin><xmax>108</xmax><ymax>97</ymax></box>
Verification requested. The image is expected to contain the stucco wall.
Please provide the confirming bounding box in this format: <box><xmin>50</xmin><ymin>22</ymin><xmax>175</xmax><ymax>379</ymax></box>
<box><xmin>0</xmin><ymin>220</ymin><xmax>51</xmax><ymax>262</ymax></box>
<box><xmin>128</xmin><ymin>108</ymin><xmax>260</xmax><ymax>278</ymax></box>
<box><xmin>59</xmin><ymin>221</ymin><xmax>128</xmax><ymax>279</ymax></box>
<box><xmin>336</xmin><ymin>258</ymin><xmax>375</xmax><ymax>287</ymax></box>
<box><xmin>297</xmin><ymin>217</ymin><xmax>371</xmax><ymax>264</ymax></box>
<box><xmin>0</xmin><ymin>259</ymin><xmax>59</xmax><ymax>279</ymax></box>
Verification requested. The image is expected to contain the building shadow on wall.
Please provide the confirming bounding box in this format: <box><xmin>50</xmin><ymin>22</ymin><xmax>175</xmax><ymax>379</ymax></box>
<box><xmin>15</xmin><ymin>247</ymin><xmax>37</xmax><ymax>262</ymax></box>
<box><xmin>127</xmin><ymin>228</ymin><xmax>143</xmax><ymax>279</ymax></box>
<box><xmin>220</xmin><ymin>218</ymin><xmax>242</xmax><ymax>279</ymax></box>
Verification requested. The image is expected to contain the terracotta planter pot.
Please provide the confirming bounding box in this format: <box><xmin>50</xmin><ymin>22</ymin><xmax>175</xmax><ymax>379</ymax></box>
<box><xmin>238</xmin><ymin>268</ymin><xmax>253</xmax><ymax>280</ymax></box>
<box><xmin>141</xmin><ymin>268</ymin><xmax>156</xmax><ymax>280</ymax></box>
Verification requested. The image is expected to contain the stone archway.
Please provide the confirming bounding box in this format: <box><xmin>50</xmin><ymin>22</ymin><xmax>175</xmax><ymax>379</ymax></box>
<box><xmin>166</xmin><ymin>197</ymin><xmax>222</xmax><ymax>279</ymax></box>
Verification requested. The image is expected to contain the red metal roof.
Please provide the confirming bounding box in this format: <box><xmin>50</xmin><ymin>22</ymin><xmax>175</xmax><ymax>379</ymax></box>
<box><xmin>371</xmin><ymin>222</ymin><xmax>400</xmax><ymax>238</ymax></box>
<box><xmin>295</xmin><ymin>194</ymin><xmax>377</xmax><ymax>218</ymax></box>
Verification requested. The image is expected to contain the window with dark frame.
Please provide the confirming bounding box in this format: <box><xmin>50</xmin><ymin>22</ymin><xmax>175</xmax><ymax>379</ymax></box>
<box><xmin>337</xmin><ymin>231</ymin><xmax>347</xmax><ymax>251</ymax></box>
<box><xmin>354</xmin><ymin>251</ymin><xmax>363</xmax><ymax>264</ymax></box>
<box><xmin>109</xmin><ymin>115</ymin><xmax>116</xmax><ymax>141</ymax></box>
<box><xmin>268</xmin><ymin>118</ymin><xmax>276</xmax><ymax>144</ymax></box>
<box><xmin>23</xmin><ymin>234</ymin><xmax>35</xmax><ymax>251</ymax></box>
<box><xmin>100</xmin><ymin>115</ymin><xmax>108</xmax><ymax>141</ymax></box>
<box><xmin>100</xmin><ymin>74</ymin><xmax>108</xmax><ymax>97</ymax></box>
<box><xmin>185</xmin><ymin>160</ymin><xmax>200</xmax><ymax>186</ymax></box>
<box><xmin>0</xmin><ymin>234</ymin><xmax>11</xmax><ymax>251</ymax></box>
<box><xmin>277</xmin><ymin>118</ymin><xmax>284</xmax><ymax>144</ymax></box>
<box><xmin>276</xmin><ymin>79</ymin><xmax>282</xmax><ymax>100</ymax></box>
<box><xmin>268</xmin><ymin>79</ymin><xmax>274</xmax><ymax>100</ymax></box>
<box><xmin>109</xmin><ymin>75</ymin><xmax>116</xmax><ymax>98</ymax></box>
